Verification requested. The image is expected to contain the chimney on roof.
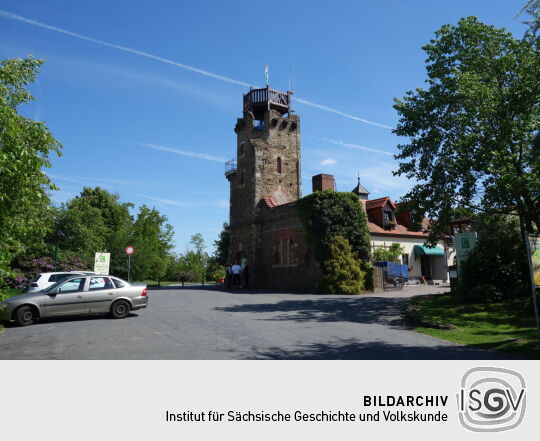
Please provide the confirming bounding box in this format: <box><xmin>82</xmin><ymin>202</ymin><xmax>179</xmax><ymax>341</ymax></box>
<box><xmin>312</xmin><ymin>174</ymin><xmax>335</xmax><ymax>192</ymax></box>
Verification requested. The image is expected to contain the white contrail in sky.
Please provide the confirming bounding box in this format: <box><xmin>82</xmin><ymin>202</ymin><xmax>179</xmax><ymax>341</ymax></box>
<box><xmin>294</xmin><ymin>98</ymin><xmax>392</xmax><ymax>129</ymax></box>
<box><xmin>318</xmin><ymin>137</ymin><xmax>395</xmax><ymax>156</ymax></box>
<box><xmin>141</xmin><ymin>143</ymin><xmax>226</xmax><ymax>163</ymax></box>
<box><xmin>0</xmin><ymin>9</ymin><xmax>392</xmax><ymax>129</ymax></box>
<box><xmin>0</xmin><ymin>9</ymin><xmax>251</xmax><ymax>87</ymax></box>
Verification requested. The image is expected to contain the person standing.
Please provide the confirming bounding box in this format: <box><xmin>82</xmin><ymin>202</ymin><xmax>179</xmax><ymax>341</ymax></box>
<box><xmin>231</xmin><ymin>262</ymin><xmax>241</xmax><ymax>288</ymax></box>
<box><xmin>226</xmin><ymin>265</ymin><xmax>232</xmax><ymax>289</ymax></box>
<box><xmin>243</xmin><ymin>262</ymin><xmax>250</xmax><ymax>289</ymax></box>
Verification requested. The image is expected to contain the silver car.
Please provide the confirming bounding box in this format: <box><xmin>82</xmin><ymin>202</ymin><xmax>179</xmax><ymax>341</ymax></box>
<box><xmin>0</xmin><ymin>275</ymin><xmax>148</xmax><ymax>326</ymax></box>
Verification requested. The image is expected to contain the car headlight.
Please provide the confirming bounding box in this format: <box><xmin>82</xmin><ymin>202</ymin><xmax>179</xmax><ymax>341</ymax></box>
<box><xmin>0</xmin><ymin>301</ymin><xmax>11</xmax><ymax>310</ymax></box>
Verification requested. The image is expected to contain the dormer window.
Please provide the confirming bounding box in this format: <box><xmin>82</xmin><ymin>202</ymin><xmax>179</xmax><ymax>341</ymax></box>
<box><xmin>384</xmin><ymin>210</ymin><xmax>393</xmax><ymax>222</ymax></box>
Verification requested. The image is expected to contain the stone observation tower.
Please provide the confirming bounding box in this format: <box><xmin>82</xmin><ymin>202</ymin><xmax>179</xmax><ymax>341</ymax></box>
<box><xmin>225</xmin><ymin>87</ymin><xmax>301</xmax><ymax>225</ymax></box>
<box><xmin>224</xmin><ymin>86</ymin><xmax>307</xmax><ymax>287</ymax></box>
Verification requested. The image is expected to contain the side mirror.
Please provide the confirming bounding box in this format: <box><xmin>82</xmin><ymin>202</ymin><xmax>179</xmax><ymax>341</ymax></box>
<box><xmin>48</xmin><ymin>288</ymin><xmax>60</xmax><ymax>295</ymax></box>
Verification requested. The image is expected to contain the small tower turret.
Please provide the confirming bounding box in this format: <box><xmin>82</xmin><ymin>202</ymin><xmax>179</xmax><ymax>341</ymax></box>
<box><xmin>352</xmin><ymin>174</ymin><xmax>370</xmax><ymax>200</ymax></box>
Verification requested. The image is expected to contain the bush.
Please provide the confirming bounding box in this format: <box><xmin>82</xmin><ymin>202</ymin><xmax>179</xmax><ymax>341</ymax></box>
<box><xmin>372</xmin><ymin>243</ymin><xmax>404</xmax><ymax>262</ymax></box>
<box><xmin>318</xmin><ymin>236</ymin><xmax>366</xmax><ymax>294</ymax></box>
<box><xmin>469</xmin><ymin>284</ymin><xmax>502</xmax><ymax>302</ymax></box>
<box><xmin>9</xmin><ymin>255</ymin><xmax>88</xmax><ymax>287</ymax></box>
<box><xmin>359</xmin><ymin>260</ymin><xmax>374</xmax><ymax>292</ymax></box>
<box><xmin>206</xmin><ymin>262</ymin><xmax>226</xmax><ymax>281</ymax></box>
<box><xmin>459</xmin><ymin>215</ymin><xmax>529</xmax><ymax>301</ymax></box>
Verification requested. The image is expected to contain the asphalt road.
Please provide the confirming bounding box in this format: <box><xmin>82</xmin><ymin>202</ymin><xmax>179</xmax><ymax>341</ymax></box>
<box><xmin>0</xmin><ymin>285</ymin><xmax>513</xmax><ymax>359</ymax></box>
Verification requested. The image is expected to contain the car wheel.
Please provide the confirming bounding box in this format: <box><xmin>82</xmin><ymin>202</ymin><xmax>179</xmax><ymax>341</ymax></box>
<box><xmin>15</xmin><ymin>305</ymin><xmax>36</xmax><ymax>326</ymax></box>
<box><xmin>111</xmin><ymin>300</ymin><xmax>131</xmax><ymax>319</ymax></box>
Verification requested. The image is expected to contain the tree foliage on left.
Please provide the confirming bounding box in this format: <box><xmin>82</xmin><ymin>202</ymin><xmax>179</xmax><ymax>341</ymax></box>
<box><xmin>0</xmin><ymin>57</ymin><xmax>61</xmax><ymax>287</ymax></box>
<box><xmin>38</xmin><ymin>187</ymin><xmax>174</xmax><ymax>283</ymax></box>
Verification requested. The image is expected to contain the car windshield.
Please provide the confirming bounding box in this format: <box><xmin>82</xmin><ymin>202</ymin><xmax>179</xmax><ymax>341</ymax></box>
<box><xmin>42</xmin><ymin>277</ymin><xmax>82</xmax><ymax>293</ymax></box>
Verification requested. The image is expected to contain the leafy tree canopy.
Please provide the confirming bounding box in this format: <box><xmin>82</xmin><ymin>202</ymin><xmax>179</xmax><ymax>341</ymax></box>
<box><xmin>0</xmin><ymin>57</ymin><xmax>61</xmax><ymax>286</ymax></box>
<box><xmin>393</xmin><ymin>17</ymin><xmax>540</xmax><ymax>242</ymax></box>
<box><xmin>131</xmin><ymin>205</ymin><xmax>174</xmax><ymax>281</ymax></box>
<box><xmin>212</xmin><ymin>222</ymin><xmax>230</xmax><ymax>266</ymax></box>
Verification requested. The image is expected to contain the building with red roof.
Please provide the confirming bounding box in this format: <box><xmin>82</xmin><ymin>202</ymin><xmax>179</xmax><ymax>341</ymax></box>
<box><xmin>225</xmin><ymin>86</ymin><xmax>452</xmax><ymax>290</ymax></box>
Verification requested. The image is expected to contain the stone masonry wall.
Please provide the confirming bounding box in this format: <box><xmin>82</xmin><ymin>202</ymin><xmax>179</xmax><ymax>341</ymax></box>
<box><xmin>255</xmin><ymin>202</ymin><xmax>321</xmax><ymax>291</ymax></box>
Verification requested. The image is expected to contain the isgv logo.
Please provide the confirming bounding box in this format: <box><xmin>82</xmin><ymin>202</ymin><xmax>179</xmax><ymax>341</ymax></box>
<box><xmin>457</xmin><ymin>367</ymin><xmax>526</xmax><ymax>432</ymax></box>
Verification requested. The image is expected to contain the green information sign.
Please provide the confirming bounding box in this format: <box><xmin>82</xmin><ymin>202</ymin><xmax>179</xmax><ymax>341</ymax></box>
<box><xmin>94</xmin><ymin>252</ymin><xmax>111</xmax><ymax>275</ymax></box>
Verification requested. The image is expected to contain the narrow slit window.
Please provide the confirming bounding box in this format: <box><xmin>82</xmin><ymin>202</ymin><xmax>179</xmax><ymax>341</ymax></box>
<box><xmin>277</xmin><ymin>157</ymin><xmax>282</xmax><ymax>173</ymax></box>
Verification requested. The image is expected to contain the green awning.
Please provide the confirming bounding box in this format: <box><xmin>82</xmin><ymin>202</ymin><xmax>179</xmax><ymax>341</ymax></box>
<box><xmin>413</xmin><ymin>245</ymin><xmax>445</xmax><ymax>256</ymax></box>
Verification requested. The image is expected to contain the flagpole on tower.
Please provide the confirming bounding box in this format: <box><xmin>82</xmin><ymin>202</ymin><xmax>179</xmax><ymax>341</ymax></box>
<box><xmin>265</xmin><ymin>64</ymin><xmax>269</xmax><ymax>86</ymax></box>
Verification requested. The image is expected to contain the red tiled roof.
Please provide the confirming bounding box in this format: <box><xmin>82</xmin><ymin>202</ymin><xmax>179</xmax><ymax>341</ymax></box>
<box><xmin>365</xmin><ymin>196</ymin><xmax>395</xmax><ymax>210</ymax></box>
<box><xmin>367</xmin><ymin>219</ymin><xmax>430</xmax><ymax>238</ymax></box>
<box><xmin>262</xmin><ymin>197</ymin><xmax>279</xmax><ymax>208</ymax></box>
<box><xmin>363</xmin><ymin>196</ymin><xmax>430</xmax><ymax>237</ymax></box>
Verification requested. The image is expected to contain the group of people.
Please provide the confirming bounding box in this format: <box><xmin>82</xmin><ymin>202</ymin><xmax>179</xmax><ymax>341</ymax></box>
<box><xmin>226</xmin><ymin>261</ymin><xmax>250</xmax><ymax>289</ymax></box>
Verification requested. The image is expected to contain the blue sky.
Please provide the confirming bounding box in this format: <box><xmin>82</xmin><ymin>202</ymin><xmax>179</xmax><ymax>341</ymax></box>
<box><xmin>0</xmin><ymin>0</ymin><xmax>529</xmax><ymax>253</ymax></box>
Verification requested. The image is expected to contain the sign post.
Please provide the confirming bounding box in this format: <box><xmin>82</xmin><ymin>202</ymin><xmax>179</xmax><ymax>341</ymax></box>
<box><xmin>525</xmin><ymin>234</ymin><xmax>540</xmax><ymax>340</ymax></box>
<box><xmin>125</xmin><ymin>246</ymin><xmax>135</xmax><ymax>282</ymax></box>
<box><xmin>94</xmin><ymin>252</ymin><xmax>111</xmax><ymax>275</ymax></box>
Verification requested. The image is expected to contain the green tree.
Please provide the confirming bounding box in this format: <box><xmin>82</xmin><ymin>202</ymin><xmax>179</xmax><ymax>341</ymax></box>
<box><xmin>0</xmin><ymin>57</ymin><xmax>61</xmax><ymax>286</ymax></box>
<box><xmin>206</xmin><ymin>260</ymin><xmax>225</xmax><ymax>282</ymax></box>
<box><xmin>296</xmin><ymin>190</ymin><xmax>371</xmax><ymax>263</ymax></box>
<box><xmin>177</xmin><ymin>250</ymin><xmax>205</xmax><ymax>282</ymax></box>
<box><xmin>520</xmin><ymin>1</ymin><xmax>540</xmax><ymax>38</ymax></box>
<box><xmin>459</xmin><ymin>215</ymin><xmax>529</xmax><ymax>300</ymax></box>
<box><xmin>131</xmin><ymin>205</ymin><xmax>174</xmax><ymax>281</ymax></box>
<box><xmin>212</xmin><ymin>222</ymin><xmax>230</xmax><ymax>265</ymax></box>
<box><xmin>190</xmin><ymin>233</ymin><xmax>207</xmax><ymax>283</ymax></box>
<box><xmin>393</xmin><ymin>17</ymin><xmax>540</xmax><ymax>242</ymax></box>
<box><xmin>318</xmin><ymin>236</ymin><xmax>365</xmax><ymax>294</ymax></box>
<box><xmin>51</xmin><ymin>187</ymin><xmax>133</xmax><ymax>272</ymax></box>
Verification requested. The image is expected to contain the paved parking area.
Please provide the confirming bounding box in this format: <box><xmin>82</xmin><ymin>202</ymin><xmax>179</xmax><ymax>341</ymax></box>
<box><xmin>0</xmin><ymin>285</ymin><xmax>513</xmax><ymax>359</ymax></box>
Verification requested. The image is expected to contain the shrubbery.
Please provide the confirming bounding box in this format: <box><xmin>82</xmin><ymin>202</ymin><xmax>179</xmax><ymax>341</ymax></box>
<box><xmin>297</xmin><ymin>191</ymin><xmax>372</xmax><ymax>292</ymax></box>
<box><xmin>318</xmin><ymin>236</ymin><xmax>365</xmax><ymax>294</ymax></box>
<box><xmin>7</xmin><ymin>255</ymin><xmax>88</xmax><ymax>288</ymax></box>
<box><xmin>459</xmin><ymin>215</ymin><xmax>530</xmax><ymax>302</ymax></box>
<box><xmin>372</xmin><ymin>243</ymin><xmax>404</xmax><ymax>262</ymax></box>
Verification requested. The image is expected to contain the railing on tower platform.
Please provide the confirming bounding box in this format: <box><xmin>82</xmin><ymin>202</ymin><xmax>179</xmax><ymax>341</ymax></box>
<box><xmin>225</xmin><ymin>158</ymin><xmax>237</xmax><ymax>176</ymax></box>
<box><xmin>243</xmin><ymin>86</ymin><xmax>291</xmax><ymax>117</ymax></box>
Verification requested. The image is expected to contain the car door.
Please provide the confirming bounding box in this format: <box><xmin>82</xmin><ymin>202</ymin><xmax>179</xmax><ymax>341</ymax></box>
<box><xmin>85</xmin><ymin>276</ymin><xmax>116</xmax><ymax>313</ymax></box>
<box><xmin>41</xmin><ymin>277</ymin><xmax>87</xmax><ymax>317</ymax></box>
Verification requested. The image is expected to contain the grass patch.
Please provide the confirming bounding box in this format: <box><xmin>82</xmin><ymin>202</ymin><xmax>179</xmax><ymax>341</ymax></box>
<box><xmin>409</xmin><ymin>294</ymin><xmax>540</xmax><ymax>359</ymax></box>
<box><xmin>132</xmin><ymin>280</ymin><xmax>217</xmax><ymax>288</ymax></box>
<box><xmin>132</xmin><ymin>280</ymin><xmax>179</xmax><ymax>287</ymax></box>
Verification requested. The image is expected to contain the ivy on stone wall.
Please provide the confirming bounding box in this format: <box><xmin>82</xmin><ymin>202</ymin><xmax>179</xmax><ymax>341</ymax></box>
<box><xmin>296</xmin><ymin>190</ymin><xmax>372</xmax><ymax>263</ymax></box>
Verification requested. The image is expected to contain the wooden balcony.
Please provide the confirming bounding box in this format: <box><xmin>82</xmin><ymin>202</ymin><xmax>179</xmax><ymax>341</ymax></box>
<box><xmin>243</xmin><ymin>86</ymin><xmax>291</xmax><ymax>120</ymax></box>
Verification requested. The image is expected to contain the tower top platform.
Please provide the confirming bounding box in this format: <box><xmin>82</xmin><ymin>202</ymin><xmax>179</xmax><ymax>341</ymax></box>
<box><xmin>243</xmin><ymin>86</ymin><xmax>292</xmax><ymax>120</ymax></box>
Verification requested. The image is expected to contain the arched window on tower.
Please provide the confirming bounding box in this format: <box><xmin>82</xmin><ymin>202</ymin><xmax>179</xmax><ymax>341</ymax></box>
<box><xmin>277</xmin><ymin>157</ymin><xmax>282</xmax><ymax>174</ymax></box>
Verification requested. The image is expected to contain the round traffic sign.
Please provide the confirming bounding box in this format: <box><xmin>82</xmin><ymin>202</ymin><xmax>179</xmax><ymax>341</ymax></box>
<box><xmin>125</xmin><ymin>246</ymin><xmax>135</xmax><ymax>255</ymax></box>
